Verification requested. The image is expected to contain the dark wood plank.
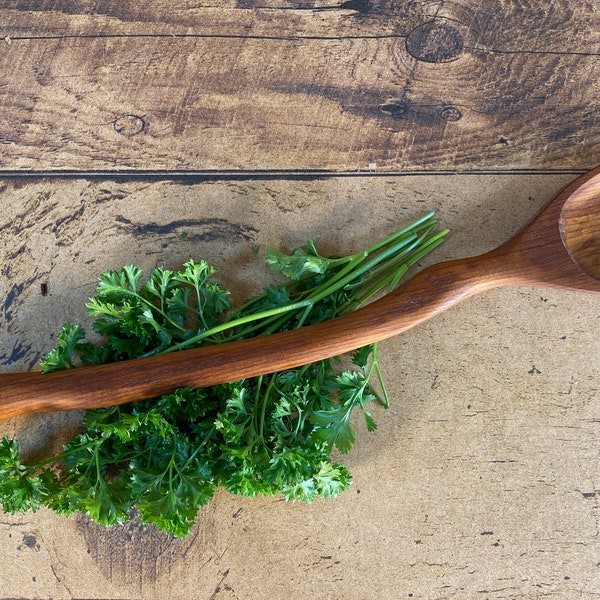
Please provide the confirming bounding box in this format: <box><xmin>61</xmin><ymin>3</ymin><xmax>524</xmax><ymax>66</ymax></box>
<box><xmin>0</xmin><ymin>1</ymin><xmax>598</xmax><ymax>171</ymax></box>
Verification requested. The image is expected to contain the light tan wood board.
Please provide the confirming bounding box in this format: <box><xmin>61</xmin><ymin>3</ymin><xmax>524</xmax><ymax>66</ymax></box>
<box><xmin>0</xmin><ymin>175</ymin><xmax>598</xmax><ymax>599</ymax></box>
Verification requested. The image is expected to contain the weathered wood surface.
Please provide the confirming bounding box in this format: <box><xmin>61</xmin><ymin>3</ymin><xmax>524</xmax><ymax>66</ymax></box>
<box><xmin>0</xmin><ymin>0</ymin><xmax>599</xmax><ymax>598</ymax></box>
<box><xmin>0</xmin><ymin>175</ymin><xmax>599</xmax><ymax>599</ymax></box>
<box><xmin>0</xmin><ymin>1</ymin><xmax>599</xmax><ymax>172</ymax></box>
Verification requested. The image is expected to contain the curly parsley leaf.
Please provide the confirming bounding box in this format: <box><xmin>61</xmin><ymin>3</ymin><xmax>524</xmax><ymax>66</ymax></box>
<box><xmin>265</xmin><ymin>241</ymin><xmax>333</xmax><ymax>281</ymax></box>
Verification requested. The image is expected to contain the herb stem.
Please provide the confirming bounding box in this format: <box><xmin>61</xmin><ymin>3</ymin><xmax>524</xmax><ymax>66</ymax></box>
<box><xmin>155</xmin><ymin>298</ymin><xmax>314</xmax><ymax>354</ymax></box>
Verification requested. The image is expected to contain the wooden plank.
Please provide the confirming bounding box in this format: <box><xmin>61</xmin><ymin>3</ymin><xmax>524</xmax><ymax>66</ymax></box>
<box><xmin>3</xmin><ymin>1</ymin><xmax>599</xmax><ymax>49</ymax></box>
<box><xmin>0</xmin><ymin>1</ymin><xmax>598</xmax><ymax>172</ymax></box>
<box><xmin>0</xmin><ymin>174</ymin><xmax>599</xmax><ymax>598</ymax></box>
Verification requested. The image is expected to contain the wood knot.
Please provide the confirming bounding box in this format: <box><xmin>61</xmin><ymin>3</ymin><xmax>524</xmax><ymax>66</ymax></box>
<box><xmin>379</xmin><ymin>100</ymin><xmax>409</xmax><ymax>118</ymax></box>
<box><xmin>113</xmin><ymin>114</ymin><xmax>146</xmax><ymax>136</ymax></box>
<box><xmin>439</xmin><ymin>105</ymin><xmax>462</xmax><ymax>122</ymax></box>
<box><xmin>406</xmin><ymin>20</ymin><xmax>464</xmax><ymax>63</ymax></box>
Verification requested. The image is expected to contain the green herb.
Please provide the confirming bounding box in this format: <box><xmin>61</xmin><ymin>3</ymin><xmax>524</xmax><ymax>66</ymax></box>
<box><xmin>0</xmin><ymin>213</ymin><xmax>447</xmax><ymax>537</ymax></box>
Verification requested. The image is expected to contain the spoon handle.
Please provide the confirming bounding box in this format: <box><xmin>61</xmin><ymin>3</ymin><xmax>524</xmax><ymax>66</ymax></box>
<box><xmin>0</xmin><ymin>253</ymin><xmax>510</xmax><ymax>420</ymax></box>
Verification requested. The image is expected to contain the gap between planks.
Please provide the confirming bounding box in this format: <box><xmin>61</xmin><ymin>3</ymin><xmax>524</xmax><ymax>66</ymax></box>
<box><xmin>0</xmin><ymin>168</ymin><xmax>587</xmax><ymax>182</ymax></box>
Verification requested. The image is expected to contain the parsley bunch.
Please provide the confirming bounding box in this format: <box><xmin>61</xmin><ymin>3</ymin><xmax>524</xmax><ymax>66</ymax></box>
<box><xmin>0</xmin><ymin>213</ymin><xmax>447</xmax><ymax>537</ymax></box>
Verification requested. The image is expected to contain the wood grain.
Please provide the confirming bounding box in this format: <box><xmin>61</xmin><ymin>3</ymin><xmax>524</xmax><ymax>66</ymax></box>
<box><xmin>1</xmin><ymin>168</ymin><xmax>600</xmax><ymax>419</ymax></box>
<box><xmin>0</xmin><ymin>174</ymin><xmax>598</xmax><ymax>599</ymax></box>
<box><xmin>0</xmin><ymin>0</ymin><xmax>599</xmax><ymax>597</ymax></box>
<box><xmin>0</xmin><ymin>0</ymin><xmax>599</xmax><ymax>172</ymax></box>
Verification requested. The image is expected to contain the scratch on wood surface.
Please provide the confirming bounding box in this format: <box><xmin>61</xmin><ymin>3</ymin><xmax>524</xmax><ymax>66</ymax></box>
<box><xmin>209</xmin><ymin>568</ymin><xmax>240</xmax><ymax>600</ymax></box>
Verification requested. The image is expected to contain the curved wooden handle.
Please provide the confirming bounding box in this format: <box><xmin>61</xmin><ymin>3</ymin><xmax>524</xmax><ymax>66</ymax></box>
<box><xmin>0</xmin><ymin>253</ymin><xmax>506</xmax><ymax>420</ymax></box>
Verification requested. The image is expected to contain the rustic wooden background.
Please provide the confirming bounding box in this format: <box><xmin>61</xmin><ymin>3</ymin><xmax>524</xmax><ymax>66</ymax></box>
<box><xmin>0</xmin><ymin>2</ymin><xmax>599</xmax><ymax>599</ymax></box>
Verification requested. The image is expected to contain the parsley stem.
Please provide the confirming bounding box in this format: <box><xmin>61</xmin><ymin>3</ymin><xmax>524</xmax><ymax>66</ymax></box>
<box><xmin>301</xmin><ymin>232</ymin><xmax>419</xmax><ymax>310</ymax></box>
<box><xmin>257</xmin><ymin>376</ymin><xmax>276</xmax><ymax>445</ymax></box>
<box><xmin>343</xmin><ymin>228</ymin><xmax>449</xmax><ymax>311</ymax></box>
<box><xmin>21</xmin><ymin>438</ymin><xmax>102</xmax><ymax>473</ymax></box>
<box><xmin>94</xmin><ymin>444</ymin><xmax>102</xmax><ymax>480</ymax></box>
<box><xmin>155</xmin><ymin>298</ymin><xmax>314</xmax><ymax>354</ymax></box>
<box><xmin>367</xmin><ymin>343</ymin><xmax>389</xmax><ymax>408</ymax></box>
<box><xmin>232</xmin><ymin>230</ymin><xmax>417</xmax><ymax>336</ymax></box>
<box><xmin>225</xmin><ymin>213</ymin><xmax>435</xmax><ymax>321</ymax></box>
<box><xmin>132</xmin><ymin>290</ymin><xmax>188</xmax><ymax>334</ymax></box>
<box><xmin>361</xmin><ymin>211</ymin><xmax>436</xmax><ymax>255</ymax></box>
<box><xmin>146</xmin><ymin>219</ymin><xmax>446</xmax><ymax>356</ymax></box>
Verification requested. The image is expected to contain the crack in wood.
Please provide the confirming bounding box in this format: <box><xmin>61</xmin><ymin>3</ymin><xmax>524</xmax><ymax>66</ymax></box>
<box><xmin>1</xmin><ymin>32</ymin><xmax>409</xmax><ymax>41</ymax></box>
<box><xmin>6</xmin><ymin>33</ymin><xmax>600</xmax><ymax>57</ymax></box>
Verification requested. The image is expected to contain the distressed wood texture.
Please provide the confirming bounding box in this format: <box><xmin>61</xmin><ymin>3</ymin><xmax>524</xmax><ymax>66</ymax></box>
<box><xmin>1</xmin><ymin>0</ymin><xmax>599</xmax><ymax>172</ymax></box>
<box><xmin>3</xmin><ymin>168</ymin><xmax>600</xmax><ymax>419</ymax></box>
<box><xmin>1</xmin><ymin>1</ymin><xmax>600</xmax><ymax>598</ymax></box>
<box><xmin>0</xmin><ymin>175</ymin><xmax>599</xmax><ymax>599</ymax></box>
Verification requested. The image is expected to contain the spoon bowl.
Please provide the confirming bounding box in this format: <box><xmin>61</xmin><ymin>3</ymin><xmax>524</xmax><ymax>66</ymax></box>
<box><xmin>1</xmin><ymin>168</ymin><xmax>599</xmax><ymax>420</ymax></box>
<box><xmin>560</xmin><ymin>170</ymin><xmax>600</xmax><ymax>280</ymax></box>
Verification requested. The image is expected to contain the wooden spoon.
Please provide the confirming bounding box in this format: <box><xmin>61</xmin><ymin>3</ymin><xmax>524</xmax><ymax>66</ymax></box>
<box><xmin>1</xmin><ymin>168</ymin><xmax>599</xmax><ymax>420</ymax></box>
